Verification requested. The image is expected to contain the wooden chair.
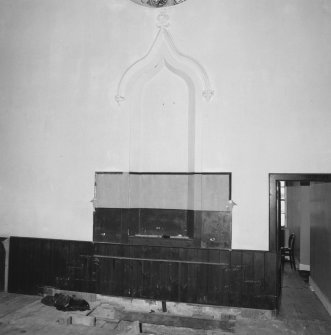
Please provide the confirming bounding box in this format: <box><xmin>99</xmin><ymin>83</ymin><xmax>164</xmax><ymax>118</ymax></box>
<box><xmin>281</xmin><ymin>233</ymin><xmax>296</xmax><ymax>270</ymax></box>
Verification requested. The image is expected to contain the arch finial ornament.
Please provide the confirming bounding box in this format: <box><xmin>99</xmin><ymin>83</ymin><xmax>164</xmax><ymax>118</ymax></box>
<box><xmin>156</xmin><ymin>10</ymin><xmax>170</xmax><ymax>28</ymax></box>
<box><xmin>115</xmin><ymin>10</ymin><xmax>214</xmax><ymax>105</ymax></box>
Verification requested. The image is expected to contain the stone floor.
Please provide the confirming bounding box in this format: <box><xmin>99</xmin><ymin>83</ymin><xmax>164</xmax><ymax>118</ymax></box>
<box><xmin>0</xmin><ymin>263</ymin><xmax>330</xmax><ymax>334</ymax></box>
<box><xmin>234</xmin><ymin>263</ymin><xmax>331</xmax><ymax>334</ymax></box>
<box><xmin>277</xmin><ymin>265</ymin><xmax>331</xmax><ymax>334</ymax></box>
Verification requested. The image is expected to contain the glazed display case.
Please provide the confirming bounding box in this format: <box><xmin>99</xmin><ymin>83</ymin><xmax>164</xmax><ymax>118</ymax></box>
<box><xmin>93</xmin><ymin>172</ymin><xmax>232</xmax><ymax>249</ymax></box>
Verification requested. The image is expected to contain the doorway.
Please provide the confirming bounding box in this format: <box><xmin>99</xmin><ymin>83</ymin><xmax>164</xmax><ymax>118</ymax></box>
<box><xmin>269</xmin><ymin>173</ymin><xmax>331</xmax><ymax>311</ymax></box>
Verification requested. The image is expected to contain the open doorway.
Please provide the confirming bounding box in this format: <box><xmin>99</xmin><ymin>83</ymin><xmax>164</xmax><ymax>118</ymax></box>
<box><xmin>279</xmin><ymin>180</ymin><xmax>310</xmax><ymax>271</ymax></box>
<box><xmin>270</xmin><ymin>174</ymin><xmax>331</xmax><ymax>314</ymax></box>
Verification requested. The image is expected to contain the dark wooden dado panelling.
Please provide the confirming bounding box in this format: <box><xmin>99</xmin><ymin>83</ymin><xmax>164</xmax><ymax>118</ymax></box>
<box><xmin>8</xmin><ymin>237</ymin><xmax>95</xmax><ymax>295</ymax></box>
<box><xmin>94</xmin><ymin>248</ymin><xmax>277</xmax><ymax>310</ymax></box>
<box><xmin>94</xmin><ymin>243</ymin><xmax>228</xmax><ymax>263</ymax></box>
<box><xmin>8</xmin><ymin>237</ymin><xmax>278</xmax><ymax>310</ymax></box>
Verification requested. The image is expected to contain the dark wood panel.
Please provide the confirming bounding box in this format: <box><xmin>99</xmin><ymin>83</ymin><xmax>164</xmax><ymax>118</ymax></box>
<box><xmin>8</xmin><ymin>237</ymin><xmax>94</xmax><ymax>295</ymax></box>
<box><xmin>201</xmin><ymin>211</ymin><xmax>232</xmax><ymax>249</ymax></box>
<box><xmin>95</xmin><ymin>254</ymin><xmax>276</xmax><ymax>310</ymax></box>
<box><xmin>93</xmin><ymin>208</ymin><xmax>123</xmax><ymax>242</ymax></box>
<box><xmin>208</xmin><ymin>249</ymin><xmax>220</xmax><ymax>263</ymax></box>
<box><xmin>179</xmin><ymin>248</ymin><xmax>197</xmax><ymax>262</ymax></box>
<box><xmin>220</xmin><ymin>249</ymin><xmax>231</xmax><ymax>265</ymax></box>
<box><xmin>229</xmin><ymin>250</ymin><xmax>243</xmax><ymax>307</ymax></box>
<box><xmin>139</xmin><ymin>208</ymin><xmax>189</xmax><ymax>237</ymax></box>
<box><xmin>128</xmin><ymin>236</ymin><xmax>195</xmax><ymax>248</ymax></box>
<box><xmin>185</xmin><ymin>263</ymin><xmax>199</xmax><ymax>304</ymax></box>
<box><xmin>8</xmin><ymin>237</ymin><xmax>277</xmax><ymax>310</ymax></box>
<box><xmin>96</xmin><ymin>257</ymin><xmax>181</xmax><ymax>302</ymax></box>
<box><xmin>254</xmin><ymin>252</ymin><xmax>265</xmax><ymax>286</ymax></box>
<box><xmin>94</xmin><ymin>243</ymin><xmax>230</xmax><ymax>264</ymax></box>
<box><xmin>94</xmin><ymin>208</ymin><xmax>231</xmax><ymax>249</ymax></box>
<box><xmin>264</xmin><ymin>252</ymin><xmax>277</xmax><ymax>295</ymax></box>
<box><xmin>242</xmin><ymin>251</ymin><xmax>254</xmax><ymax>307</ymax></box>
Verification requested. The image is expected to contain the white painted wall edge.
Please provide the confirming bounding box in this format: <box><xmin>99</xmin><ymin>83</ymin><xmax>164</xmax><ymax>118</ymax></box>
<box><xmin>309</xmin><ymin>277</ymin><xmax>331</xmax><ymax>316</ymax></box>
<box><xmin>299</xmin><ymin>263</ymin><xmax>310</xmax><ymax>271</ymax></box>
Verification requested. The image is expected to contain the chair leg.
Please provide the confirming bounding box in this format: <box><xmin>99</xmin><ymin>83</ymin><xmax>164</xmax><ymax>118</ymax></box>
<box><xmin>290</xmin><ymin>252</ymin><xmax>296</xmax><ymax>270</ymax></box>
<box><xmin>281</xmin><ymin>255</ymin><xmax>285</xmax><ymax>270</ymax></box>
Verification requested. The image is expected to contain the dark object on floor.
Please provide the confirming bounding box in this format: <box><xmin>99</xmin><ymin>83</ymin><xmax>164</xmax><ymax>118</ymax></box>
<box><xmin>299</xmin><ymin>270</ymin><xmax>310</xmax><ymax>283</ymax></box>
<box><xmin>281</xmin><ymin>233</ymin><xmax>296</xmax><ymax>270</ymax></box>
<box><xmin>41</xmin><ymin>293</ymin><xmax>90</xmax><ymax>311</ymax></box>
<box><xmin>41</xmin><ymin>295</ymin><xmax>55</xmax><ymax>306</ymax></box>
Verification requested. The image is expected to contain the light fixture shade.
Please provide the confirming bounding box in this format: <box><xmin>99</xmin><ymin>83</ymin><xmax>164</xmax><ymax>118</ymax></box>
<box><xmin>129</xmin><ymin>0</ymin><xmax>187</xmax><ymax>8</ymax></box>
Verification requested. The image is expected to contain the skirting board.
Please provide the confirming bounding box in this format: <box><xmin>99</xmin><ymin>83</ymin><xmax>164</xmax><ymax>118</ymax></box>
<box><xmin>299</xmin><ymin>263</ymin><xmax>310</xmax><ymax>271</ymax></box>
<box><xmin>309</xmin><ymin>277</ymin><xmax>331</xmax><ymax>316</ymax></box>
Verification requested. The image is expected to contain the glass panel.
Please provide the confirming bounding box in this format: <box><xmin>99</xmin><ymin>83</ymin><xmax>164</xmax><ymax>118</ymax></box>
<box><xmin>129</xmin><ymin>174</ymin><xmax>190</xmax><ymax>210</ymax></box>
<box><xmin>202</xmin><ymin>174</ymin><xmax>230</xmax><ymax>211</ymax></box>
<box><xmin>94</xmin><ymin>173</ymin><xmax>129</xmax><ymax>208</ymax></box>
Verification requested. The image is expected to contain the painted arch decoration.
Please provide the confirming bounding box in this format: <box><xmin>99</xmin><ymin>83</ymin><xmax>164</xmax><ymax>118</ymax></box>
<box><xmin>115</xmin><ymin>11</ymin><xmax>214</xmax><ymax>104</ymax></box>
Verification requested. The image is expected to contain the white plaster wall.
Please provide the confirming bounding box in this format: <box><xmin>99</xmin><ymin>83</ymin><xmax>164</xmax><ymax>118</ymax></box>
<box><xmin>1</xmin><ymin>0</ymin><xmax>331</xmax><ymax>249</ymax></box>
